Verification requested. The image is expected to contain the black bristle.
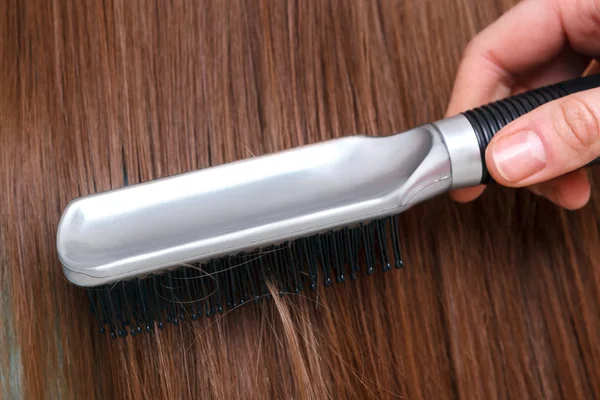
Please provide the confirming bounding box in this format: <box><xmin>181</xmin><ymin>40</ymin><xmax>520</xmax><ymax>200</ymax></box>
<box><xmin>317</xmin><ymin>235</ymin><xmax>332</xmax><ymax>287</ymax></box>
<box><xmin>181</xmin><ymin>268</ymin><xmax>196</xmax><ymax>320</ymax></box>
<box><xmin>368</xmin><ymin>223</ymin><xmax>379</xmax><ymax>275</ymax></box>
<box><xmin>294</xmin><ymin>239</ymin><xmax>309</xmax><ymax>290</ymax></box>
<box><xmin>376</xmin><ymin>219</ymin><xmax>392</xmax><ymax>272</ymax></box>
<box><xmin>232</xmin><ymin>256</ymin><xmax>241</xmax><ymax>306</ymax></box>
<box><xmin>104</xmin><ymin>286</ymin><xmax>118</xmax><ymax>337</ymax></box>
<box><xmin>125</xmin><ymin>282</ymin><xmax>142</xmax><ymax>335</ymax></box>
<box><xmin>284</xmin><ymin>243</ymin><xmax>296</xmax><ymax>293</ymax></box>
<box><xmin>225</xmin><ymin>256</ymin><xmax>236</xmax><ymax>309</ymax></box>
<box><xmin>151</xmin><ymin>276</ymin><xmax>164</xmax><ymax>329</ymax></box>
<box><xmin>242</xmin><ymin>253</ymin><xmax>260</xmax><ymax>302</ymax></box>
<box><xmin>343</xmin><ymin>229</ymin><xmax>355</xmax><ymax>281</ymax></box>
<box><xmin>323</xmin><ymin>233</ymin><xmax>334</xmax><ymax>283</ymax></box>
<box><xmin>117</xmin><ymin>294</ymin><xmax>128</xmax><ymax>336</ymax></box>
<box><xmin>119</xmin><ymin>282</ymin><xmax>136</xmax><ymax>335</ymax></box>
<box><xmin>350</xmin><ymin>228</ymin><xmax>360</xmax><ymax>279</ymax></box>
<box><xmin>88</xmin><ymin>216</ymin><xmax>405</xmax><ymax>338</ymax></box>
<box><xmin>360</xmin><ymin>223</ymin><xmax>374</xmax><ymax>276</ymax></box>
<box><xmin>199</xmin><ymin>266</ymin><xmax>212</xmax><ymax>317</ymax></box>
<box><xmin>305</xmin><ymin>238</ymin><xmax>318</xmax><ymax>290</ymax></box>
<box><xmin>285</xmin><ymin>243</ymin><xmax>296</xmax><ymax>293</ymax></box>
<box><xmin>275</xmin><ymin>245</ymin><xmax>288</xmax><ymax>295</ymax></box>
<box><xmin>237</xmin><ymin>254</ymin><xmax>248</xmax><ymax>302</ymax></box>
<box><xmin>134</xmin><ymin>279</ymin><xmax>151</xmax><ymax>332</ymax></box>
<box><xmin>189</xmin><ymin>267</ymin><xmax>202</xmax><ymax>320</ymax></box>
<box><xmin>87</xmin><ymin>289</ymin><xmax>105</xmax><ymax>334</ymax></box>
<box><xmin>143</xmin><ymin>277</ymin><xmax>155</xmax><ymax>331</ymax></box>
<box><xmin>389</xmin><ymin>216</ymin><xmax>404</xmax><ymax>268</ymax></box>
<box><xmin>257</xmin><ymin>250</ymin><xmax>270</xmax><ymax>299</ymax></box>
<box><xmin>165</xmin><ymin>273</ymin><xmax>176</xmax><ymax>325</ymax></box>
<box><xmin>331</xmin><ymin>231</ymin><xmax>345</xmax><ymax>283</ymax></box>
<box><xmin>175</xmin><ymin>269</ymin><xmax>185</xmax><ymax>322</ymax></box>
<box><xmin>238</xmin><ymin>253</ymin><xmax>251</xmax><ymax>304</ymax></box>
<box><xmin>205</xmin><ymin>262</ymin><xmax>217</xmax><ymax>317</ymax></box>
<box><xmin>273</xmin><ymin>247</ymin><xmax>286</xmax><ymax>296</ymax></box>
<box><xmin>288</xmin><ymin>243</ymin><xmax>302</xmax><ymax>294</ymax></box>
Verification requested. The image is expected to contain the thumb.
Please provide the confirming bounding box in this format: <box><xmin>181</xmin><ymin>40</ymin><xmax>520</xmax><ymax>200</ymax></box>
<box><xmin>486</xmin><ymin>89</ymin><xmax>600</xmax><ymax>187</ymax></box>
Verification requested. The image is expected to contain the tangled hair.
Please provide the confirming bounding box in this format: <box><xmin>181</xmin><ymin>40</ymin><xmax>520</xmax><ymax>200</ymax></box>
<box><xmin>2</xmin><ymin>0</ymin><xmax>599</xmax><ymax>398</ymax></box>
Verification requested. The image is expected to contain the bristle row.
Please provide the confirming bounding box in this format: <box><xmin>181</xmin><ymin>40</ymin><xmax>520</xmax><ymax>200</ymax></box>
<box><xmin>87</xmin><ymin>215</ymin><xmax>404</xmax><ymax>338</ymax></box>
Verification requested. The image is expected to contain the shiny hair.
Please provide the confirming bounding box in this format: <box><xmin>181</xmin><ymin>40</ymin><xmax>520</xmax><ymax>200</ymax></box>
<box><xmin>2</xmin><ymin>0</ymin><xmax>600</xmax><ymax>398</ymax></box>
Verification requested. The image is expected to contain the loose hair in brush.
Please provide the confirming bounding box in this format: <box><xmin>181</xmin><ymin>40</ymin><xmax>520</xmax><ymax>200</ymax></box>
<box><xmin>3</xmin><ymin>0</ymin><xmax>600</xmax><ymax>399</ymax></box>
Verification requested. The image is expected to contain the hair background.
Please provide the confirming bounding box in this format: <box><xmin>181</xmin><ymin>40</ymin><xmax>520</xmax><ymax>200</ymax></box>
<box><xmin>2</xmin><ymin>0</ymin><xmax>600</xmax><ymax>399</ymax></box>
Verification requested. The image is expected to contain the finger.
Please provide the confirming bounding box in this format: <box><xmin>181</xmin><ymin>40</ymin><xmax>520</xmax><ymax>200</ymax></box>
<box><xmin>449</xmin><ymin>0</ymin><xmax>600</xmax><ymax>115</ymax></box>
<box><xmin>449</xmin><ymin>1</ymin><xmax>568</xmax><ymax>112</ymax></box>
<box><xmin>449</xmin><ymin>186</ymin><xmax>486</xmax><ymax>203</ymax></box>
<box><xmin>510</xmin><ymin>47</ymin><xmax>591</xmax><ymax>95</ymax></box>
<box><xmin>485</xmin><ymin>88</ymin><xmax>600</xmax><ymax>187</ymax></box>
<box><xmin>528</xmin><ymin>169</ymin><xmax>591</xmax><ymax>210</ymax></box>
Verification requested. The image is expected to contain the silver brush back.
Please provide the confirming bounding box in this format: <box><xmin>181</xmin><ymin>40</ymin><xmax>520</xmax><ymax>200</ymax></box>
<box><xmin>58</xmin><ymin>117</ymin><xmax>475</xmax><ymax>287</ymax></box>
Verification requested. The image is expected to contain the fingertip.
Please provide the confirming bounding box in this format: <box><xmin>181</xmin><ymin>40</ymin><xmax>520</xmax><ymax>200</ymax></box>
<box><xmin>532</xmin><ymin>169</ymin><xmax>591</xmax><ymax>210</ymax></box>
<box><xmin>449</xmin><ymin>186</ymin><xmax>487</xmax><ymax>203</ymax></box>
<box><xmin>559</xmin><ymin>170</ymin><xmax>591</xmax><ymax>210</ymax></box>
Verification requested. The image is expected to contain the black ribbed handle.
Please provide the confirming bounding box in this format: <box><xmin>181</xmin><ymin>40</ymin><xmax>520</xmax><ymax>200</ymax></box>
<box><xmin>461</xmin><ymin>74</ymin><xmax>600</xmax><ymax>184</ymax></box>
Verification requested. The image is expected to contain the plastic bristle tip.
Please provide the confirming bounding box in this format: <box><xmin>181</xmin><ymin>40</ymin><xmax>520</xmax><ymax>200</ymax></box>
<box><xmin>85</xmin><ymin>215</ymin><xmax>405</xmax><ymax>338</ymax></box>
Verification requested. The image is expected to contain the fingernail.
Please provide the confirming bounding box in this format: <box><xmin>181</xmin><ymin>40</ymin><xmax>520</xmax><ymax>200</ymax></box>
<box><xmin>491</xmin><ymin>130</ymin><xmax>547</xmax><ymax>183</ymax></box>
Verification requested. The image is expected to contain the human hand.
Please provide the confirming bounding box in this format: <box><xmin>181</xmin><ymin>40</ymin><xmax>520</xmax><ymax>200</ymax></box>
<box><xmin>447</xmin><ymin>0</ymin><xmax>600</xmax><ymax>209</ymax></box>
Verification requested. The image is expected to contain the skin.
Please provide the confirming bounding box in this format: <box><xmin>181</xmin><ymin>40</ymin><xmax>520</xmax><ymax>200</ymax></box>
<box><xmin>446</xmin><ymin>0</ymin><xmax>600</xmax><ymax>210</ymax></box>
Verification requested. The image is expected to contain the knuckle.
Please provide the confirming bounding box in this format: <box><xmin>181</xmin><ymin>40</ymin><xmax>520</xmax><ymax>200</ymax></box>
<box><xmin>554</xmin><ymin>0</ymin><xmax>600</xmax><ymax>46</ymax></box>
<box><xmin>463</xmin><ymin>37</ymin><xmax>481</xmax><ymax>58</ymax></box>
<box><xmin>554</xmin><ymin>96</ymin><xmax>600</xmax><ymax>154</ymax></box>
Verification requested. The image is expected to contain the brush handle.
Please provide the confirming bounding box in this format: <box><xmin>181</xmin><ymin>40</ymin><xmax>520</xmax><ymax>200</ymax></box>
<box><xmin>460</xmin><ymin>74</ymin><xmax>600</xmax><ymax>184</ymax></box>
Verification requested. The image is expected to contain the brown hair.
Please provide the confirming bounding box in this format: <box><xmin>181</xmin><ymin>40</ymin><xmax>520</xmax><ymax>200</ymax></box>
<box><xmin>2</xmin><ymin>0</ymin><xmax>600</xmax><ymax>398</ymax></box>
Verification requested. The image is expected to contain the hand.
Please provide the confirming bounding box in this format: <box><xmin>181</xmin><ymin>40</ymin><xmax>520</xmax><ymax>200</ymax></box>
<box><xmin>447</xmin><ymin>0</ymin><xmax>600</xmax><ymax>210</ymax></box>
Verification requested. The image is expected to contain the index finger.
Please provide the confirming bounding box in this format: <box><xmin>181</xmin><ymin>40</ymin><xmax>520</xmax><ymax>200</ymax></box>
<box><xmin>447</xmin><ymin>0</ymin><xmax>600</xmax><ymax>116</ymax></box>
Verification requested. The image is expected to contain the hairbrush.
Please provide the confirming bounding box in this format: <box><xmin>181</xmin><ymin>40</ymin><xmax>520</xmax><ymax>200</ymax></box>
<box><xmin>57</xmin><ymin>74</ymin><xmax>600</xmax><ymax>338</ymax></box>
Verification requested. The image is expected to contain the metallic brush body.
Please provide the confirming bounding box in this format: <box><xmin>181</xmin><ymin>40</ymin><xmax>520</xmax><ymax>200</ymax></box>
<box><xmin>57</xmin><ymin>115</ymin><xmax>477</xmax><ymax>287</ymax></box>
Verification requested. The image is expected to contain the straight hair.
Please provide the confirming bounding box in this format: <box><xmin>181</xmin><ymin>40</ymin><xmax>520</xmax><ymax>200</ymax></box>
<box><xmin>2</xmin><ymin>0</ymin><xmax>599</xmax><ymax>398</ymax></box>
